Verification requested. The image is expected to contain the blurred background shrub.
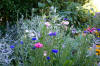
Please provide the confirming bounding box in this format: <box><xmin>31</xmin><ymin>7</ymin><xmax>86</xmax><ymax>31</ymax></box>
<box><xmin>0</xmin><ymin>0</ymin><xmax>94</xmax><ymax>36</ymax></box>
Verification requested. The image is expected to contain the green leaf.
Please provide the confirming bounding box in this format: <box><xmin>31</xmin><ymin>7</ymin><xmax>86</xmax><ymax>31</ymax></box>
<box><xmin>47</xmin><ymin>0</ymin><xmax>52</xmax><ymax>4</ymax></box>
<box><xmin>38</xmin><ymin>2</ymin><xmax>45</xmax><ymax>8</ymax></box>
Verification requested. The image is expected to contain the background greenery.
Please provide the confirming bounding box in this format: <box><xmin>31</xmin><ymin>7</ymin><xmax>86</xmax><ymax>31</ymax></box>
<box><xmin>0</xmin><ymin>0</ymin><xmax>97</xmax><ymax>36</ymax></box>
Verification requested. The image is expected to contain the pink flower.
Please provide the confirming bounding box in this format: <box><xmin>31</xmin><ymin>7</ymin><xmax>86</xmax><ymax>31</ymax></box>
<box><xmin>61</xmin><ymin>21</ymin><xmax>69</xmax><ymax>25</ymax></box>
<box><xmin>86</xmin><ymin>27</ymin><xmax>96</xmax><ymax>33</ymax></box>
<box><xmin>86</xmin><ymin>27</ymin><xmax>91</xmax><ymax>31</ymax></box>
<box><xmin>45</xmin><ymin>22</ymin><xmax>51</xmax><ymax>27</ymax></box>
<box><xmin>34</xmin><ymin>42</ymin><xmax>43</xmax><ymax>48</ymax></box>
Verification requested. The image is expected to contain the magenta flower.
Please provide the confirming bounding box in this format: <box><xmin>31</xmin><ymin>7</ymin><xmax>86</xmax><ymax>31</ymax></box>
<box><xmin>34</xmin><ymin>42</ymin><xmax>43</xmax><ymax>48</ymax></box>
<box><xmin>86</xmin><ymin>27</ymin><xmax>96</xmax><ymax>33</ymax></box>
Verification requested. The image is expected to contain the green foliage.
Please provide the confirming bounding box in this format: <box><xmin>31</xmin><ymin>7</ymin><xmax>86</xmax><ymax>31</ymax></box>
<box><xmin>0</xmin><ymin>7</ymin><xmax>99</xmax><ymax>65</ymax></box>
<box><xmin>0</xmin><ymin>0</ymin><xmax>38</xmax><ymax>36</ymax></box>
<box><xmin>1</xmin><ymin>10</ymin><xmax>96</xmax><ymax>65</ymax></box>
<box><xmin>93</xmin><ymin>13</ymin><xmax>100</xmax><ymax>28</ymax></box>
<box><xmin>0</xmin><ymin>0</ymin><xmax>38</xmax><ymax>21</ymax></box>
<box><xmin>59</xmin><ymin>2</ymin><xmax>94</xmax><ymax>29</ymax></box>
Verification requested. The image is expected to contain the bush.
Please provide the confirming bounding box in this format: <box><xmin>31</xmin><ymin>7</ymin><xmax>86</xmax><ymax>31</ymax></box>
<box><xmin>59</xmin><ymin>2</ymin><xmax>94</xmax><ymax>29</ymax></box>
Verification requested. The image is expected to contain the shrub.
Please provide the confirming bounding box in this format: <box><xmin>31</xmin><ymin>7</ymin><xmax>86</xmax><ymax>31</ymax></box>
<box><xmin>59</xmin><ymin>2</ymin><xmax>94</xmax><ymax>29</ymax></box>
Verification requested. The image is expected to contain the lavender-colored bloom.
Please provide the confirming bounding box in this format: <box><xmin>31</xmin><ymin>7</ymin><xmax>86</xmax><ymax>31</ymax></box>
<box><xmin>62</xmin><ymin>44</ymin><xmax>65</xmax><ymax>48</ymax></box>
<box><xmin>92</xmin><ymin>44</ymin><xmax>96</xmax><ymax>48</ymax></box>
<box><xmin>98</xmin><ymin>62</ymin><xmax>100</xmax><ymax>66</ymax></box>
<box><xmin>52</xmin><ymin>49</ymin><xmax>58</xmax><ymax>53</ymax></box>
<box><xmin>20</xmin><ymin>41</ymin><xmax>23</xmax><ymax>44</ymax></box>
<box><xmin>72</xmin><ymin>28</ymin><xmax>77</xmax><ymax>34</ymax></box>
<box><xmin>46</xmin><ymin>56</ymin><xmax>50</xmax><ymax>60</ymax></box>
<box><xmin>96</xmin><ymin>12</ymin><xmax>100</xmax><ymax>15</ymax></box>
<box><xmin>32</xmin><ymin>37</ymin><xmax>37</xmax><ymax>40</ymax></box>
<box><xmin>10</xmin><ymin>45</ymin><xmax>15</xmax><ymax>48</ymax></box>
<box><xmin>64</xmin><ymin>18</ymin><xmax>68</xmax><ymax>20</ymax></box>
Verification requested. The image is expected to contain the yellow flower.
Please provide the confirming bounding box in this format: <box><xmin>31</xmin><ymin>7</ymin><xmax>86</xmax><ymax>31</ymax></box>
<box><xmin>94</xmin><ymin>30</ymin><xmax>98</xmax><ymax>34</ymax></box>
<box><xmin>96</xmin><ymin>49</ymin><xmax>100</xmax><ymax>52</ymax></box>
<box><xmin>96</xmin><ymin>53</ymin><xmax>98</xmax><ymax>55</ymax></box>
<box><xmin>96</xmin><ymin>45</ymin><xmax>100</xmax><ymax>47</ymax></box>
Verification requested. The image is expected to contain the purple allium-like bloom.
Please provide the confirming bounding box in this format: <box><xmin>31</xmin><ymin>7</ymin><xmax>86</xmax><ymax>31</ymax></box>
<box><xmin>10</xmin><ymin>45</ymin><xmax>15</xmax><ymax>48</ymax></box>
<box><xmin>32</xmin><ymin>37</ymin><xmax>37</xmax><ymax>40</ymax></box>
<box><xmin>46</xmin><ymin>56</ymin><xmax>50</xmax><ymax>60</ymax></box>
<box><xmin>52</xmin><ymin>49</ymin><xmax>58</xmax><ymax>53</ymax></box>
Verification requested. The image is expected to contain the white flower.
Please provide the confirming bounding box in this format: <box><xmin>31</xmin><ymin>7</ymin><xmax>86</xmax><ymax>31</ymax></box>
<box><xmin>25</xmin><ymin>30</ymin><xmax>29</xmax><ymax>32</ymax></box>
<box><xmin>43</xmin><ymin>51</ymin><xmax>47</xmax><ymax>56</ymax></box>
<box><xmin>28</xmin><ymin>33</ymin><xmax>35</xmax><ymax>37</ymax></box>
<box><xmin>45</xmin><ymin>22</ymin><xmax>51</xmax><ymax>27</ymax></box>
<box><xmin>61</xmin><ymin>21</ymin><xmax>69</xmax><ymax>25</ymax></box>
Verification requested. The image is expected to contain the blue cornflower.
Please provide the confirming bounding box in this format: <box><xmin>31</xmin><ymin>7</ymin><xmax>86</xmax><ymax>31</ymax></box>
<box><xmin>32</xmin><ymin>37</ymin><xmax>37</xmax><ymax>40</ymax></box>
<box><xmin>32</xmin><ymin>46</ymin><xmax>36</xmax><ymax>49</ymax></box>
<box><xmin>97</xmin><ymin>28</ymin><xmax>100</xmax><ymax>31</ymax></box>
<box><xmin>52</xmin><ymin>49</ymin><xmax>58</xmax><ymax>53</ymax></box>
<box><xmin>52</xmin><ymin>32</ymin><xmax>56</xmax><ymax>36</ymax></box>
<box><xmin>20</xmin><ymin>41</ymin><xmax>23</xmax><ymax>44</ymax></box>
<box><xmin>10</xmin><ymin>45</ymin><xmax>15</xmax><ymax>48</ymax></box>
<box><xmin>46</xmin><ymin>56</ymin><xmax>50</xmax><ymax>60</ymax></box>
<box><xmin>64</xmin><ymin>18</ymin><xmax>68</xmax><ymax>20</ymax></box>
<box><xmin>49</xmin><ymin>32</ymin><xmax>56</xmax><ymax>36</ymax></box>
